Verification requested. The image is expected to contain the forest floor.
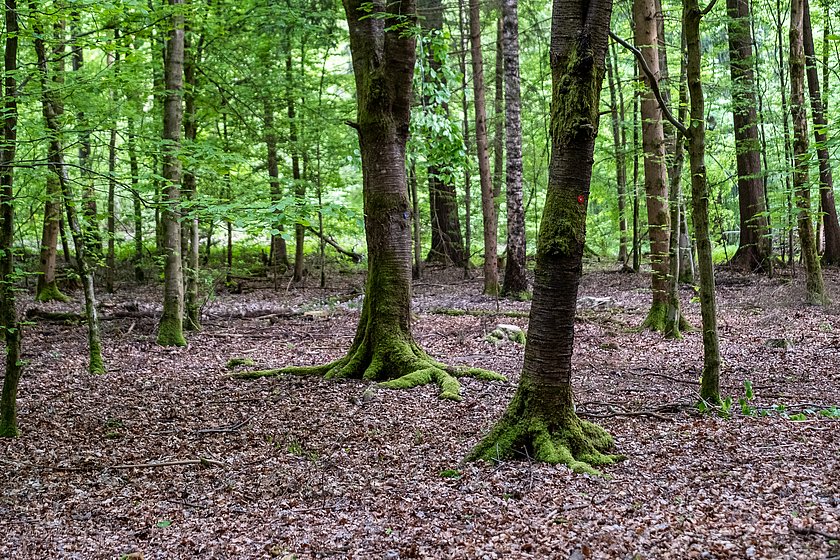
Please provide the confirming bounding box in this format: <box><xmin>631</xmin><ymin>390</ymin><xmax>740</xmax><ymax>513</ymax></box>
<box><xmin>1</xmin><ymin>262</ymin><xmax>839</xmax><ymax>560</ymax></box>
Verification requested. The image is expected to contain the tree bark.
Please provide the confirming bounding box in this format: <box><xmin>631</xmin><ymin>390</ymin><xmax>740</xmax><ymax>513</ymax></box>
<box><xmin>469</xmin><ymin>0</ymin><xmax>499</xmax><ymax>294</ymax></box>
<box><xmin>500</xmin><ymin>0</ymin><xmax>528</xmax><ymax>297</ymax></box>
<box><xmin>0</xmin><ymin>0</ymin><xmax>23</xmax><ymax>436</ymax></box>
<box><xmin>607</xmin><ymin>40</ymin><xmax>629</xmax><ymax>266</ymax></box>
<box><xmin>32</xmin><ymin>5</ymin><xmax>104</xmax><ymax>374</ymax></box>
<box><xmin>36</xmin><ymin>174</ymin><xmax>69</xmax><ymax>302</ymax></box>
<box><xmin>685</xmin><ymin>0</ymin><xmax>722</xmax><ymax>402</ymax></box>
<box><xmin>183</xmin><ymin>26</ymin><xmax>200</xmax><ymax>331</ymax></box>
<box><xmin>127</xmin><ymin>117</ymin><xmax>143</xmax><ymax>282</ymax></box>
<box><xmin>286</xmin><ymin>49</ymin><xmax>306</xmax><ymax>283</ymax></box>
<box><xmin>803</xmin><ymin>0</ymin><xmax>840</xmax><ymax>265</ymax></box>
<box><xmin>470</xmin><ymin>0</ymin><xmax>618</xmax><ymax>473</ymax></box>
<box><xmin>458</xmin><ymin>0</ymin><xmax>473</xmax><ymax>278</ymax></box>
<box><xmin>790</xmin><ymin>0</ymin><xmax>828</xmax><ymax>303</ymax></box>
<box><xmin>726</xmin><ymin>0</ymin><xmax>771</xmax><ymax>271</ymax></box>
<box><xmin>634</xmin><ymin>0</ymin><xmax>672</xmax><ymax>331</ymax></box>
<box><xmin>264</xmin><ymin>101</ymin><xmax>290</xmax><ymax>274</ymax></box>
<box><xmin>158</xmin><ymin>0</ymin><xmax>186</xmax><ymax>346</ymax></box>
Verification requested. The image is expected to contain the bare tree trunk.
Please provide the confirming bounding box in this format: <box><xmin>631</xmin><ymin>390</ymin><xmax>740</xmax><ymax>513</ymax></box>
<box><xmin>634</xmin><ymin>0</ymin><xmax>672</xmax><ymax>332</ymax></box>
<box><xmin>127</xmin><ymin>117</ymin><xmax>143</xmax><ymax>282</ymax></box>
<box><xmin>158</xmin><ymin>0</ymin><xmax>186</xmax><ymax>346</ymax></box>
<box><xmin>790</xmin><ymin>0</ymin><xmax>828</xmax><ymax>303</ymax></box>
<box><xmin>459</xmin><ymin>0</ymin><xmax>473</xmax><ymax>279</ymax></box>
<box><xmin>286</xmin><ymin>50</ymin><xmax>306</xmax><ymax>283</ymax></box>
<box><xmin>410</xmin><ymin>162</ymin><xmax>422</xmax><ymax>279</ymax></box>
<box><xmin>105</xmin><ymin>32</ymin><xmax>119</xmax><ymax>294</ymax></box>
<box><xmin>632</xmin><ymin>67</ymin><xmax>641</xmax><ymax>273</ymax></box>
<box><xmin>0</xmin><ymin>0</ymin><xmax>23</xmax><ymax>436</ymax></box>
<box><xmin>774</xmin><ymin>0</ymin><xmax>795</xmax><ymax>267</ymax></box>
<box><xmin>608</xmin><ymin>41</ymin><xmax>629</xmax><ymax>266</ymax></box>
<box><xmin>183</xmin><ymin>27</ymin><xmax>201</xmax><ymax>331</ymax></box>
<box><xmin>500</xmin><ymin>0</ymin><xmax>528</xmax><ymax>297</ymax></box>
<box><xmin>803</xmin><ymin>0</ymin><xmax>840</xmax><ymax>265</ymax></box>
<box><xmin>36</xmin><ymin>174</ymin><xmax>69</xmax><ymax>302</ymax></box>
<box><xmin>264</xmin><ymin>101</ymin><xmax>289</xmax><ymax>274</ymax></box>
<box><xmin>685</xmin><ymin>0</ymin><xmax>721</xmax><ymax>402</ymax></box>
<box><xmin>469</xmin><ymin>0</ymin><xmax>618</xmax><ymax>473</ymax></box>
<box><xmin>469</xmin><ymin>0</ymin><xmax>499</xmax><ymax>294</ymax></box>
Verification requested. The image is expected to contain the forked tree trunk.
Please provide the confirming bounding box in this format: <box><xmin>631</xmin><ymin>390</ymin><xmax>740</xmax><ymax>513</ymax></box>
<box><xmin>0</xmin><ymin>0</ymin><xmax>23</xmax><ymax>437</ymax></box>
<box><xmin>685</xmin><ymin>0</ymin><xmax>722</xmax><ymax>402</ymax></box>
<box><xmin>33</xmin><ymin>7</ymin><xmax>104</xmax><ymax>374</ymax></box>
<box><xmin>500</xmin><ymin>0</ymin><xmax>528</xmax><ymax>297</ymax></box>
<box><xmin>36</xmin><ymin>174</ymin><xmax>70</xmax><ymax>302</ymax></box>
<box><xmin>469</xmin><ymin>0</ymin><xmax>618</xmax><ymax>473</ymax></box>
<box><xmin>158</xmin><ymin>0</ymin><xmax>186</xmax><ymax>346</ymax></box>
<box><xmin>790</xmin><ymin>0</ymin><xmax>828</xmax><ymax>304</ymax></box>
<box><xmin>634</xmin><ymin>0</ymin><xmax>672</xmax><ymax>331</ymax></box>
<box><xmin>469</xmin><ymin>0</ymin><xmax>499</xmax><ymax>295</ymax></box>
<box><xmin>727</xmin><ymin>0</ymin><xmax>771</xmax><ymax>272</ymax></box>
<box><xmin>803</xmin><ymin>0</ymin><xmax>840</xmax><ymax>265</ymax></box>
<box><xmin>235</xmin><ymin>0</ymin><xmax>502</xmax><ymax>399</ymax></box>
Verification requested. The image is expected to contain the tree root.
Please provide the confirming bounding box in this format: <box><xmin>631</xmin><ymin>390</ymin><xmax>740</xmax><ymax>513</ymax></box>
<box><xmin>233</xmin><ymin>339</ymin><xmax>505</xmax><ymax>400</ymax></box>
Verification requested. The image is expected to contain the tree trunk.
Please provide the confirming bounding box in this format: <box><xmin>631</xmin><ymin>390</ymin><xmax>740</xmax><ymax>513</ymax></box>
<box><xmin>33</xmin><ymin>7</ymin><xmax>104</xmax><ymax>374</ymax></box>
<box><xmin>726</xmin><ymin>0</ymin><xmax>770</xmax><ymax>271</ymax></box>
<box><xmin>183</xmin><ymin>27</ymin><xmax>200</xmax><ymax>331</ymax></box>
<box><xmin>493</xmin><ymin>18</ymin><xmax>504</xmax><ymax>227</ymax></box>
<box><xmin>459</xmin><ymin>0</ymin><xmax>473</xmax><ymax>278</ymax></box>
<box><xmin>158</xmin><ymin>0</ymin><xmax>186</xmax><ymax>346</ymax></box>
<box><xmin>106</xmin><ymin>35</ymin><xmax>119</xmax><ymax>294</ymax></box>
<box><xmin>685</xmin><ymin>0</ymin><xmax>722</xmax><ymax>402</ymax></box>
<box><xmin>608</xmin><ymin>40</ymin><xmax>629</xmax><ymax>266</ymax></box>
<box><xmin>634</xmin><ymin>0</ymin><xmax>672</xmax><ymax>331</ymax></box>
<box><xmin>286</xmin><ymin>50</ymin><xmax>306</xmax><ymax>284</ymax></box>
<box><xmin>36</xmin><ymin>174</ymin><xmax>69</xmax><ymax>302</ymax></box>
<box><xmin>264</xmin><ymin>101</ymin><xmax>290</xmax><ymax>274</ymax></box>
<box><xmin>127</xmin><ymin>117</ymin><xmax>144</xmax><ymax>282</ymax></box>
<box><xmin>0</xmin><ymin>0</ymin><xmax>23</xmax><ymax>437</ymax></box>
<box><xmin>803</xmin><ymin>0</ymin><xmax>840</xmax><ymax>265</ymax></box>
<box><xmin>410</xmin><ymin>162</ymin><xmax>422</xmax><ymax>279</ymax></box>
<box><xmin>237</xmin><ymin>0</ymin><xmax>502</xmax><ymax>400</ymax></box>
<box><xmin>469</xmin><ymin>0</ymin><xmax>499</xmax><ymax>295</ymax></box>
<box><xmin>790</xmin><ymin>0</ymin><xmax>828</xmax><ymax>304</ymax></box>
<box><xmin>774</xmin><ymin>0</ymin><xmax>795</xmax><ymax>268</ymax></box>
<box><xmin>500</xmin><ymin>0</ymin><xmax>528</xmax><ymax>297</ymax></box>
<box><xmin>632</xmin><ymin>68</ymin><xmax>641</xmax><ymax>273</ymax></box>
<box><xmin>469</xmin><ymin>0</ymin><xmax>618</xmax><ymax>473</ymax></box>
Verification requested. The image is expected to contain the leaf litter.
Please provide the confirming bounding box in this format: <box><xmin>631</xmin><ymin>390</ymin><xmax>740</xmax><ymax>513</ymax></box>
<box><xmin>1</xmin><ymin>265</ymin><xmax>838</xmax><ymax>559</ymax></box>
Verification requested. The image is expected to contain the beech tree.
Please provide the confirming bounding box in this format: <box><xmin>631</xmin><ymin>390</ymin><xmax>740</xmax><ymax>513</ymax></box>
<box><xmin>470</xmin><ymin>0</ymin><xmax>620</xmax><ymax>473</ymax></box>
<box><xmin>236</xmin><ymin>0</ymin><xmax>502</xmax><ymax>398</ymax></box>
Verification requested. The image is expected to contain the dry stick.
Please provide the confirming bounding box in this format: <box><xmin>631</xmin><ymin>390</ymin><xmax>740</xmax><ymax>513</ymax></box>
<box><xmin>194</xmin><ymin>417</ymin><xmax>249</xmax><ymax>434</ymax></box>
<box><xmin>111</xmin><ymin>457</ymin><xmax>223</xmax><ymax>469</ymax></box>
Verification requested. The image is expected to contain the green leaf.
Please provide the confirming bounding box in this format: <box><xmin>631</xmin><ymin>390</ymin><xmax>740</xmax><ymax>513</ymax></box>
<box><xmin>156</xmin><ymin>520</ymin><xmax>172</xmax><ymax>528</ymax></box>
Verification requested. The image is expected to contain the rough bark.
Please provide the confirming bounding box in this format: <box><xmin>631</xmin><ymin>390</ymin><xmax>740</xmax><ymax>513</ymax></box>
<box><xmin>236</xmin><ymin>0</ymin><xmax>503</xmax><ymax>399</ymax></box>
<box><xmin>685</xmin><ymin>0</ymin><xmax>722</xmax><ymax>402</ymax></box>
<box><xmin>803</xmin><ymin>0</ymin><xmax>840</xmax><ymax>265</ymax></box>
<box><xmin>469</xmin><ymin>0</ymin><xmax>499</xmax><ymax>294</ymax></box>
<box><xmin>158</xmin><ymin>0</ymin><xmax>186</xmax><ymax>346</ymax></box>
<box><xmin>0</xmin><ymin>0</ymin><xmax>23</xmax><ymax>437</ymax></box>
<box><xmin>726</xmin><ymin>0</ymin><xmax>771</xmax><ymax>272</ymax></box>
<box><xmin>469</xmin><ymin>0</ymin><xmax>619</xmax><ymax>473</ymax></box>
<box><xmin>634</xmin><ymin>0</ymin><xmax>672</xmax><ymax>331</ymax></box>
<box><xmin>500</xmin><ymin>0</ymin><xmax>528</xmax><ymax>297</ymax></box>
<box><xmin>33</xmin><ymin>7</ymin><xmax>104</xmax><ymax>374</ymax></box>
<box><xmin>790</xmin><ymin>0</ymin><xmax>828</xmax><ymax>304</ymax></box>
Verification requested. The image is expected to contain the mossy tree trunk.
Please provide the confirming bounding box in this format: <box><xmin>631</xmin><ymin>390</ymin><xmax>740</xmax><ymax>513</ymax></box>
<box><xmin>789</xmin><ymin>0</ymin><xmax>828</xmax><ymax>304</ymax></box>
<box><xmin>634</xmin><ymin>0</ymin><xmax>673</xmax><ymax>332</ymax></box>
<box><xmin>237</xmin><ymin>0</ymin><xmax>503</xmax><ymax>400</ymax></box>
<box><xmin>33</xmin><ymin>7</ymin><xmax>104</xmax><ymax>374</ymax></box>
<box><xmin>685</xmin><ymin>0</ymin><xmax>721</xmax><ymax>403</ymax></box>
<box><xmin>0</xmin><ymin>0</ymin><xmax>23</xmax><ymax>437</ymax></box>
<box><xmin>802</xmin><ymin>0</ymin><xmax>840</xmax><ymax>266</ymax></box>
<box><xmin>500</xmin><ymin>0</ymin><xmax>529</xmax><ymax>297</ymax></box>
<box><xmin>469</xmin><ymin>0</ymin><xmax>620</xmax><ymax>473</ymax></box>
<box><xmin>158</xmin><ymin>0</ymin><xmax>187</xmax><ymax>346</ymax></box>
<box><xmin>727</xmin><ymin>0</ymin><xmax>771</xmax><ymax>272</ymax></box>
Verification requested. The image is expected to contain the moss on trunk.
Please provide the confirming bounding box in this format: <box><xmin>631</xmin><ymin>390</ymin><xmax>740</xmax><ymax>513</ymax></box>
<box><xmin>157</xmin><ymin>313</ymin><xmax>186</xmax><ymax>347</ymax></box>
<box><xmin>35</xmin><ymin>281</ymin><xmax>71</xmax><ymax>303</ymax></box>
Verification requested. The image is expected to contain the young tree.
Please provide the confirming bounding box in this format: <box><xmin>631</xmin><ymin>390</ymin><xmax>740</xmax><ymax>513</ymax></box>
<box><xmin>469</xmin><ymin>0</ymin><xmax>499</xmax><ymax>295</ymax></box>
<box><xmin>36</xmin><ymin>174</ymin><xmax>70</xmax><ymax>302</ymax></box>
<box><xmin>500</xmin><ymin>0</ymin><xmax>529</xmax><ymax>297</ymax></box>
<box><xmin>469</xmin><ymin>0</ymin><xmax>620</xmax><ymax>473</ymax></box>
<box><xmin>236</xmin><ymin>0</ymin><xmax>502</xmax><ymax>398</ymax></box>
<box><xmin>607</xmin><ymin>41</ymin><xmax>629</xmax><ymax>266</ymax></box>
<box><xmin>183</xmin><ymin>23</ymin><xmax>201</xmax><ymax>330</ymax></box>
<box><xmin>726</xmin><ymin>0</ymin><xmax>771</xmax><ymax>272</ymax></box>
<box><xmin>158</xmin><ymin>0</ymin><xmax>187</xmax><ymax>346</ymax></box>
<box><xmin>0</xmin><ymin>0</ymin><xmax>23</xmax><ymax>437</ymax></box>
<box><xmin>790</xmin><ymin>0</ymin><xmax>828</xmax><ymax>303</ymax></box>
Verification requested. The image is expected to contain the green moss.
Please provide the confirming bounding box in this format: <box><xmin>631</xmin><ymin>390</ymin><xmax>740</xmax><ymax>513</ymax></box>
<box><xmin>226</xmin><ymin>357</ymin><xmax>256</xmax><ymax>369</ymax></box>
<box><xmin>88</xmin><ymin>350</ymin><xmax>105</xmax><ymax>375</ymax></box>
<box><xmin>157</xmin><ymin>316</ymin><xmax>186</xmax><ymax>347</ymax></box>
<box><xmin>0</xmin><ymin>422</ymin><xmax>20</xmax><ymax>438</ymax></box>
<box><xmin>35</xmin><ymin>282</ymin><xmax>71</xmax><ymax>303</ymax></box>
<box><xmin>453</xmin><ymin>367</ymin><xmax>507</xmax><ymax>382</ymax></box>
<box><xmin>642</xmin><ymin>300</ymin><xmax>668</xmax><ymax>332</ymax></box>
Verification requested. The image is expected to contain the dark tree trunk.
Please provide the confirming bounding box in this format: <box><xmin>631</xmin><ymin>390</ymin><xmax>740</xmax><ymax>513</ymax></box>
<box><xmin>286</xmin><ymin>50</ymin><xmax>306</xmax><ymax>283</ymax></box>
<box><xmin>0</xmin><ymin>0</ymin><xmax>23</xmax><ymax>437</ymax></box>
<box><xmin>726</xmin><ymin>0</ymin><xmax>771</xmax><ymax>272</ymax></box>
<box><xmin>469</xmin><ymin>0</ymin><xmax>618</xmax><ymax>473</ymax></box>
<box><xmin>607</xmin><ymin>41</ymin><xmax>629</xmax><ymax>266</ymax></box>
<box><xmin>33</xmin><ymin>5</ymin><xmax>104</xmax><ymax>374</ymax></box>
<box><xmin>685</xmin><ymin>0</ymin><xmax>722</xmax><ymax>402</ymax></box>
<box><xmin>790</xmin><ymin>0</ymin><xmax>828</xmax><ymax>303</ymax></box>
<box><xmin>458</xmin><ymin>0</ymin><xmax>473</xmax><ymax>278</ymax></box>
<box><xmin>158</xmin><ymin>0</ymin><xmax>186</xmax><ymax>346</ymax></box>
<box><xmin>183</xmin><ymin>27</ymin><xmax>201</xmax><ymax>331</ymax></box>
<box><xmin>634</xmin><ymin>0</ymin><xmax>673</xmax><ymax>331</ymax></box>
<box><xmin>420</xmin><ymin>0</ymin><xmax>467</xmax><ymax>268</ymax></box>
<box><xmin>127</xmin><ymin>117</ymin><xmax>143</xmax><ymax>282</ymax></box>
<box><xmin>500</xmin><ymin>0</ymin><xmax>528</xmax><ymax>297</ymax></box>
<box><xmin>803</xmin><ymin>0</ymin><xmax>840</xmax><ymax>265</ymax></box>
<box><xmin>264</xmin><ymin>101</ymin><xmax>289</xmax><ymax>274</ymax></box>
<box><xmin>469</xmin><ymin>0</ymin><xmax>499</xmax><ymax>294</ymax></box>
<box><xmin>235</xmin><ymin>0</ymin><xmax>501</xmax><ymax>399</ymax></box>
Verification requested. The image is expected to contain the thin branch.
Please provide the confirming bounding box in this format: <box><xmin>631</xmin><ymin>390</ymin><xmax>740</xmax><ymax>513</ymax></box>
<box><xmin>701</xmin><ymin>0</ymin><xmax>719</xmax><ymax>16</ymax></box>
<box><xmin>609</xmin><ymin>31</ymin><xmax>688</xmax><ymax>136</ymax></box>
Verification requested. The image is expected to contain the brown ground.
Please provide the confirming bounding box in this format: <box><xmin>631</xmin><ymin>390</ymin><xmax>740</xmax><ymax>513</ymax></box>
<box><xmin>1</xmin><ymin>264</ymin><xmax>838</xmax><ymax>559</ymax></box>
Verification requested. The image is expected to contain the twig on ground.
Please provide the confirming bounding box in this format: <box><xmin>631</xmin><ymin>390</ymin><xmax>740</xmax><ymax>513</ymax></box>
<box><xmin>194</xmin><ymin>418</ymin><xmax>250</xmax><ymax>434</ymax></box>
<box><xmin>111</xmin><ymin>457</ymin><xmax>224</xmax><ymax>470</ymax></box>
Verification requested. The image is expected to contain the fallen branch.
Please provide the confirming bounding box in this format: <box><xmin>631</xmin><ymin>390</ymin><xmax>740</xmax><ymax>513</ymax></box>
<box><xmin>111</xmin><ymin>457</ymin><xmax>224</xmax><ymax>470</ymax></box>
<box><xmin>305</xmin><ymin>226</ymin><xmax>363</xmax><ymax>262</ymax></box>
<box><xmin>428</xmin><ymin>307</ymin><xmax>529</xmax><ymax>318</ymax></box>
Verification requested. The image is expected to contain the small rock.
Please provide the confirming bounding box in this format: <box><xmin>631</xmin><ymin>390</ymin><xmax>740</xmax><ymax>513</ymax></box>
<box><xmin>577</xmin><ymin>296</ymin><xmax>616</xmax><ymax>310</ymax></box>
<box><xmin>485</xmin><ymin>324</ymin><xmax>526</xmax><ymax>345</ymax></box>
